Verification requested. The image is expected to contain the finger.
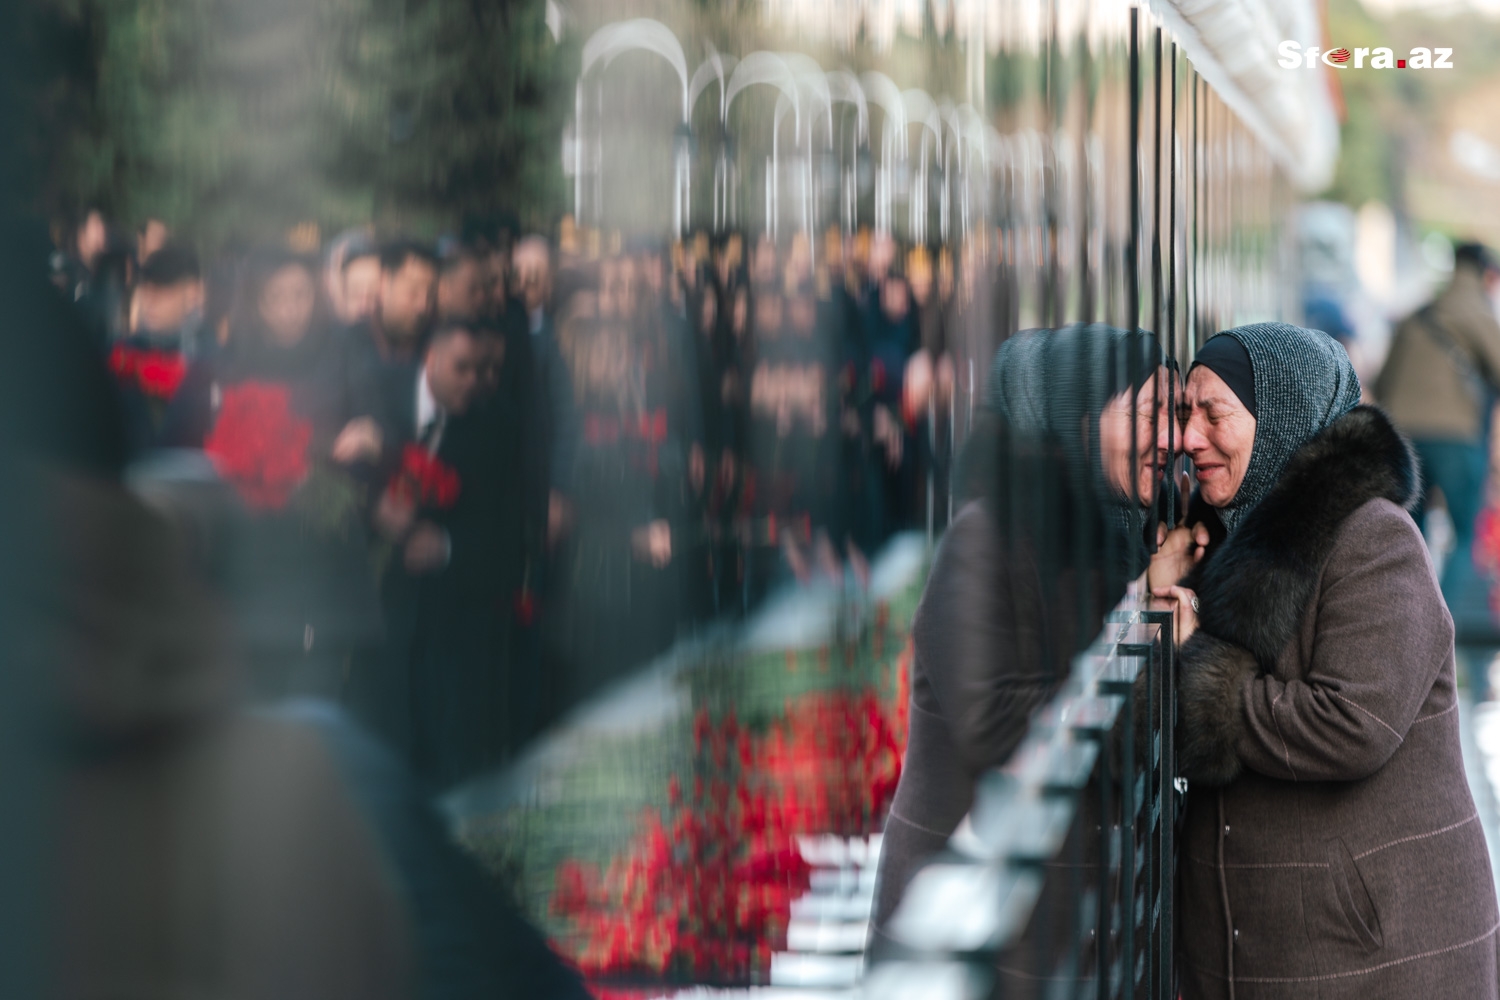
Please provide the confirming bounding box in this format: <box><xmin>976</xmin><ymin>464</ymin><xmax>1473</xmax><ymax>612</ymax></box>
<box><xmin>1157</xmin><ymin>522</ymin><xmax>1168</xmax><ymax>546</ymax></box>
<box><xmin>1178</xmin><ymin>471</ymin><xmax>1192</xmax><ymax>525</ymax></box>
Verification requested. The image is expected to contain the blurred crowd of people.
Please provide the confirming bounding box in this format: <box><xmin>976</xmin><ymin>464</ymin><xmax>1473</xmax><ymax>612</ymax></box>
<box><xmin>51</xmin><ymin>207</ymin><xmax>967</xmax><ymax>790</ymax></box>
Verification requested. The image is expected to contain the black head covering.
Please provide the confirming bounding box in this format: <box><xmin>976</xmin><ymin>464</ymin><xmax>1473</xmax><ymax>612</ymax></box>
<box><xmin>1195</xmin><ymin>322</ymin><xmax>1361</xmax><ymax>533</ymax></box>
<box><xmin>1191</xmin><ymin>334</ymin><xmax>1256</xmax><ymax>418</ymax></box>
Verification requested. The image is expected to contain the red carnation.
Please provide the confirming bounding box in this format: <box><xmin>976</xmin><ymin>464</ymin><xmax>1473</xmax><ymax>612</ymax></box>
<box><xmin>136</xmin><ymin>352</ymin><xmax>188</xmax><ymax>400</ymax></box>
<box><xmin>388</xmin><ymin>443</ymin><xmax>462</xmax><ymax>509</ymax></box>
<box><xmin>109</xmin><ymin>344</ymin><xmax>189</xmax><ymax>401</ymax></box>
<box><xmin>205</xmin><ymin>382</ymin><xmax>312</xmax><ymax>510</ymax></box>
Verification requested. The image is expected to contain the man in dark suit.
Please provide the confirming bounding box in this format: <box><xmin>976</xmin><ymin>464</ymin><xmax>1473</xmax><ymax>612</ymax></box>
<box><xmin>353</xmin><ymin>321</ymin><xmax>510</xmax><ymax>788</ymax></box>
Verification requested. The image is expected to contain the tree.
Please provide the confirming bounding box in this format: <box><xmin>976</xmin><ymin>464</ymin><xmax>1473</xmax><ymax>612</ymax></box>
<box><xmin>19</xmin><ymin>0</ymin><xmax>575</xmax><ymax>250</ymax></box>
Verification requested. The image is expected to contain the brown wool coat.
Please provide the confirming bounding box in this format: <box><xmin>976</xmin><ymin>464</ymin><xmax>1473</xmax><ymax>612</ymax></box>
<box><xmin>1175</xmin><ymin>406</ymin><xmax>1500</xmax><ymax>999</ymax></box>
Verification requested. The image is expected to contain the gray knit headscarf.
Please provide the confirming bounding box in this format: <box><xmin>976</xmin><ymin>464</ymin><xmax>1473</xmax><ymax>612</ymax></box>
<box><xmin>988</xmin><ymin>323</ymin><xmax>1163</xmax><ymax>455</ymax></box>
<box><xmin>1197</xmin><ymin>322</ymin><xmax>1362</xmax><ymax>533</ymax></box>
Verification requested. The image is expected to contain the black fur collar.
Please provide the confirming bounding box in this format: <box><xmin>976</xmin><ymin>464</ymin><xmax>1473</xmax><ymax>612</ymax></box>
<box><xmin>1183</xmin><ymin>405</ymin><xmax>1419</xmax><ymax>668</ymax></box>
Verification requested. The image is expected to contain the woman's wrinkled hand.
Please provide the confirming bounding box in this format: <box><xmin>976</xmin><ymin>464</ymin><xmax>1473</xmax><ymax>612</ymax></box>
<box><xmin>1151</xmin><ymin>585</ymin><xmax>1199</xmax><ymax>647</ymax></box>
<box><xmin>1149</xmin><ymin>521</ymin><xmax>1209</xmax><ymax>591</ymax></box>
<box><xmin>1148</xmin><ymin>471</ymin><xmax>1209</xmax><ymax>591</ymax></box>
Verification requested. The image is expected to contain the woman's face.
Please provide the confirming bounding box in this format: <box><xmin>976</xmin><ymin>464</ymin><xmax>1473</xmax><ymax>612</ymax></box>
<box><xmin>259</xmin><ymin>265</ymin><xmax>317</xmax><ymax>346</ymax></box>
<box><xmin>1099</xmin><ymin>366</ymin><xmax>1180</xmax><ymax>505</ymax></box>
<box><xmin>1182</xmin><ymin>365</ymin><xmax>1257</xmax><ymax>507</ymax></box>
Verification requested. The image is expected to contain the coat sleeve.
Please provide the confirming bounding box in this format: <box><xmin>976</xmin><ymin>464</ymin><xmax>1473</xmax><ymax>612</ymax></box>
<box><xmin>913</xmin><ymin>504</ymin><xmax>1057</xmax><ymax>775</ymax></box>
<box><xmin>1181</xmin><ymin>500</ymin><xmax>1453</xmax><ymax>786</ymax></box>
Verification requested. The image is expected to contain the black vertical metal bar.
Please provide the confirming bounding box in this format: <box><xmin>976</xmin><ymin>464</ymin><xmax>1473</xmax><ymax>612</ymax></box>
<box><xmin>1127</xmin><ymin>7</ymin><xmax>1140</xmax><ymax>346</ymax></box>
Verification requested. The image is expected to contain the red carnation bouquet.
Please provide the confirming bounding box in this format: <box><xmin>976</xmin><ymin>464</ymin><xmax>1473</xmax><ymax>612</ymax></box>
<box><xmin>387</xmin><ymin>443</ymin><xmax>462</xmax><ymax>509</ymax></box>
<box><xmin>109</xmin><ymin>344</ymin><xmax>189</xmax><ymax>401</ymax></box>
<box><xmin>205</xmin><ymin>382</ymin><xmax>313</xmax><ymax>510</ymax></box>
<box><xmin>370</xmin><ymin>444</ymin><xmax>462</xmax><ymax>582</ymax></box>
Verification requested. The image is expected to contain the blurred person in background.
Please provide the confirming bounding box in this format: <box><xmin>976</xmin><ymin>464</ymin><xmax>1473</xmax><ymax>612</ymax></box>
<box><xmin>162</xmin><ymin>247</ymin><xmax>387</xmax><ymax>702</ymax></box>
<box><xmin>53</xmin><ymin>206</ymin><xmax>109</xmax><ymax>302</ymax></box>
<box><xmin>1165</xmin><ymin>324</ymin><xmax>1497</xmax><ymax>998</ymax></box>
<box><xmin>66</xmin><ymin>209</ymin><xmax>135</xmax><ymax>346</ymax></box>
<box><xmin>129</xmin><ymin>242</ymin><xmax>206</xmax><ymax>355</ymax></box>
<box><xmin>351</xmin><ymin>239</ymin><xmax>439</xmax><ymax>367</ymax></box>
<box><xmin>513</xmin><ymin>238</ymin><xmax>583</xmax><ymax>742</ymax></box>
<box><xmin>324</xmin><ymin>226</ymin><xmax>379</xmax><ymax>328</ymax></box>
<box><xmin>437</xmin><ymin>244</ymin><xmax>487</xmax><ymax>323</ymax></box>
<box><xmin>1376</xmin><ymin>241</ymin><xmax>1500</xmax><ymax>654</ymax></box>
<box><xmin>463</xmin><ymin>209</ymin><xmax>520</xmax><ymax>323</ymax></box>
<box><xmin>137</xmin><ymin>216</ymin><xmax>169</xmax><ymax>261</ymax></box>
<box><xmin>544</xmin><ymin>266</ymin><xmax>699</xmax><ymax>712</ymax></box>
<box><xmin>356</xmin><ymin>321</ymin><xmax>510</xmax><ymax>785</ymax></box>
<box><xmin>514</xmin><ymin>234</ymin><xmax>573</xmax><ymax>551</ymax></box>
<box><xmin>904</xmin><ymin>245</ymin><xmax>957</xmax><ymax>534</ymax></box>
<box><xmin>112</xmin><ymin>242</ymin><xmax>206</xmax><ymax>448</ymax></box>
<box><xmin>869</xmin><ymin>324</ymin><xmax>1177</xmax><ymax>976</ymax></box>
<box><xmin>340</xmin><ymin>237</ymin><xmax>383</xmax><ymax>328</ymax></box>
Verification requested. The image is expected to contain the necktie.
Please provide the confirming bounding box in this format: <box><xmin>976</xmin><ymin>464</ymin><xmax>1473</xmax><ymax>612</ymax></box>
<box><xmin>420</xmin><ymin>411</ymin><xmax>446</xmax><ymax>455</ymax></box>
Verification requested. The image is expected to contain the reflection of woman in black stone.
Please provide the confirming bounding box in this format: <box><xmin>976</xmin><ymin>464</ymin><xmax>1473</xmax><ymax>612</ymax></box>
<box><xmin>870</xmin><ymin>325</ymin><xmax>1177</xmax><ymax>986</ymax></box>
<box><xmin>545</xmin><ymin>263</ymin><xmax>699</xmax><ymax>710</ymax></box>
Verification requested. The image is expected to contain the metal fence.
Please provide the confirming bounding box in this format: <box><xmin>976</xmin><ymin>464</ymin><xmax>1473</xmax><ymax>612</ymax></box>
<box><xmin>867</xmin><ymin>597</ymin><xmax>1178</xmax><ymax>1000</ymax></box>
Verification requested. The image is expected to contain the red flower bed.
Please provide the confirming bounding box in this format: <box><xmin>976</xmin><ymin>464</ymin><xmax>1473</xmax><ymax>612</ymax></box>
<box><xmin>547</xmin><ymin>688</ymin><xmax>904</xmax><ymax>983</ymax></box>
<box><xmin>388</xmin><ymin>443</ymin><xmax>461</xmax><ymax>509</ymax></box>
<box><xmin>205</xmin><ymin>382</ymin><xmax>312</xmax><ymax>510</ymax></box>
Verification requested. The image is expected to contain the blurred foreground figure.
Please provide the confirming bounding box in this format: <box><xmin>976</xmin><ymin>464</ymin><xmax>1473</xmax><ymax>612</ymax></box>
<box><xmin>0</xmin><ymin>253</ymin><xmax>587</xmax><ymax>999</ymax></box>
<box><xmin>869</xmin><ymin>325</ymin><xmax>1176</xmax><ymax>987</ymax></box>
<box><xmin>1377</xmin><ymin>242</ymin><xmax>1500</xmax><ymax>631</ymax></box>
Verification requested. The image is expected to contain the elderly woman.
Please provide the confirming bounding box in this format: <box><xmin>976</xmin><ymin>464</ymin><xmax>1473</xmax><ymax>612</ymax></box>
<box><xmin>1160</xmin><ymin>323</ymin><xmax>1499</xmax><ymax>998</ymax></box>
<box><xmin>870</xmin><ymin>324</ymin><xmax>1178</xmax><ymax>965</ymax></box>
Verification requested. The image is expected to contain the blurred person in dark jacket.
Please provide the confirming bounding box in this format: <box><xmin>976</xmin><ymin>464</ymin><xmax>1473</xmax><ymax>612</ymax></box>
<box><xmin>163</xmin><ymin>248</ymin><xmax>387</xmax><ymax>701</ymax></box>
<box><xmin>1377</xmin><ymin>242</ymin><xmax>1500</xmax><ymax>636</ymax></box>
<box><xmin>438</xmin><ymin>244</ymin><xmax>488</xmax><ymax>323</ymax></box>
<box><xmin>137</xmin><ymin>216</ymin><xmax>169</xmax><ymax>262</ymax></box>
<box><xmin>355</xmin><ymin>322</ymin><xmax>509</xmax><ymax>786</ymax></box>
<box><xmin>326</xmin><ymin>228</ymin><xmax>381</xmax><ymax>329</ymax></box>
<box><xmin>349</xmin><ymin>240</ymin><xmax>439</xmax><ymax>368</ymax></box>
<box><xmin>112</xmin><ymin>242</ymin><xmax>207</xmax><ymax>449</ymax></box>
<box><xmin>51</xmin><ymin>206</ymin><xmax>108</xmax><ymax>303</ymax></box>
<box><xmin>129</xmin><ymin>242</ymin><xmax>206</xmax><ymax>354</ymax></box>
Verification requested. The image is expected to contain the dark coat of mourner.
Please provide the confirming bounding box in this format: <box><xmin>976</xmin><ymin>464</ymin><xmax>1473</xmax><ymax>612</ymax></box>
<box><xmin>347</xmin><ymin>357</ymin><xmax>516</xmax><ymax>790</ymax></box>
<box><xmin>163</xmin><ymin>287</ymin><xmax>386</xmax><ymax>700</ymax></box>
<box><xmin>1175</xmin><ymin>336</ymin><xmax>1499</xmax><ymax>997</ymax></box>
